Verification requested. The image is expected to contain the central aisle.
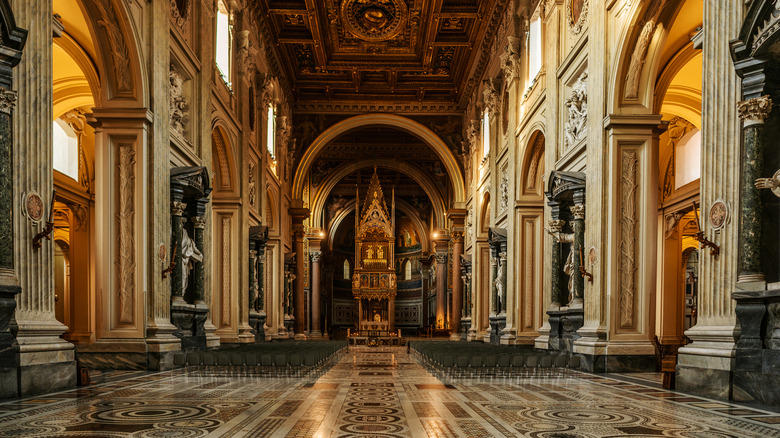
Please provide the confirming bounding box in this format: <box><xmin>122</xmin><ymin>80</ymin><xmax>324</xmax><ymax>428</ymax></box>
<box><xmin>1</xmin><ymin>345</ymin><xmax>780</xmax><ymax>437</ymax></box>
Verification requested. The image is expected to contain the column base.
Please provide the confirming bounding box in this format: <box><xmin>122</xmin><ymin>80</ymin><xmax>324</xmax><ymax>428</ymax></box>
<box><xmin>460</xmin><ymin>317</ymin><xmax>471</xmax><ymax>341</ymax></box>
<box><xmin>488</xmin><ymin>315</ymin><xmax>506</xmax><ymax>345</ymax></box>
<box><xmin>573</xmin><ymin>337</ymin><xmax>656</xmax><ymax>373</ymax></box>
<box><xmin>249</xmin><ymin>311</ymin><xmax>266</xmax><ymax>343</ymax></box>
<box><xmin>16</xmin><ymin>337</ymin><xmax>76</xmax><ymax>397</ymax></box>
<box><xmin>535</xmin><ymin>320</ymin><xmax>551</xmax><ymax>349</ymax></box>
<box><xmin>547</xmin><ymin>307</ymin><xmax>583</xmax><ymax>352</ymax></box>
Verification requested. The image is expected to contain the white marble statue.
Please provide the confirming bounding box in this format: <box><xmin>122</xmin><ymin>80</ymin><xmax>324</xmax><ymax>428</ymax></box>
<box><xmin>181</xmin><ymin>228</ymin><xmax>203</xmax><ymax>296</ymax></box>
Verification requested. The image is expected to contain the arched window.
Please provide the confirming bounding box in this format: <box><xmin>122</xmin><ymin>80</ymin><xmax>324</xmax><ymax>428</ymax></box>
<box><xmin>528</xmin><ymin>16</ymin><xmax>542</xmax><ymax>84</ymax></box>
<box><xmin>404</xmin><ymin>260</ymin><xmax>412</xmax><ymax>280</ymax></box>
<box><xmin>215</xmin><ymin>0</ymin><xmax>232</xmax><ymax>86</ymax></box>
<box><xmin>482</xmin><ymin>110</ymin><xmax>491</xmax><ymax>159</ymax></box>
<box><xmin>343</xmin><ymin>259</ymin><xmax>350</xmax><ymax>280</ymax></box>
<box><xmin>676</xmin><ymin>129</ymin><xmax>701</xmax><ymax>188</ymax></box>
<box><xmin>266</xmin><ymin>104</ymin><xmax>276</xmax><ymax>158</ymax></box>
<box><xmin>52</xmin><ymin>119</ymin><xmax>78</xmax><ymax>181</ymax></box>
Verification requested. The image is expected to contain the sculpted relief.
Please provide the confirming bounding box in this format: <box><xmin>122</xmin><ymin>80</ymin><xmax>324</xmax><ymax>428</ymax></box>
<box><xmin>564</xmin><ymin>72</ymin><xmax>588</xmax><ymax>151</ymax></box>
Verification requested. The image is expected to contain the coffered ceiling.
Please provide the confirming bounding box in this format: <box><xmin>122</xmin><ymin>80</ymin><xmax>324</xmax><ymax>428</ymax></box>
<box><xmin>254</xmin><ymin>0</ymin><xmax>510</xmax><ymax>113</ymax></box>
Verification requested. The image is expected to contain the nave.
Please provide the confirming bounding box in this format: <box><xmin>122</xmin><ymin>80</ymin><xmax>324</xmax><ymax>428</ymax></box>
<box><xmin>0</xmin><ymin>344</ymin><xmax>779</xmax><ymax>438</ymax></box>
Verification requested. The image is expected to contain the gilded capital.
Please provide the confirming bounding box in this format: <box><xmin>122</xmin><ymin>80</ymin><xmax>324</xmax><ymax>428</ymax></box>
<box><xmin>171</xmin><ymin>201</ymin><xmax>187</xmax><ymax>216</ymax></box>
<box><xmin>737</xmin><ymin>95</ymin><xmax>773</xmax><ymax>125</ymax></box>
<box><xmin>570</xmin><ymin>204</ymin><xmax>585</xmax><ymax>219</ymax></box>
<box><xmin>434</xmin><ymin>252</ymin><xmax>448</xmax><ymax>265</ymax></box>
<box><xmin>0</xmin><ymin>89</ymin><xmax>17</xmax><ymax>115</ymax></box>
<box><xmin>192</xmin><ymin>216</ymin><xmax>206</xmax><ymax>228</ymax></box>
<box><xmin>311</xmin><ymin>250</ymin><xmax>322</xmax><ymax>263</ymax></box>
<box><xmin>548</xmin><ymin>219</ymin><xmax>566</xmax><ymax>232</ymax></box>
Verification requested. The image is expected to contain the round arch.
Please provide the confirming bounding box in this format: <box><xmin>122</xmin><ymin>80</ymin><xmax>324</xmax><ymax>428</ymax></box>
<box><xmin>608</xmin><ymin>0</ymin><xmax>698</xmax><ymax>113</ymax></box>
<box><xmin>212</xmin><ymin>125</ymin><xmax>236</xmax><ymax>193</ymax></box>
<box><xmin>520</xmin><ymin>129</ymin><xmax>546</xmax><ymax>197</ymax></box>
<box><xmin>310</xmin><ymin>158</ymin><xmax>447</xmax><ymax>229</ymax></box>
<box><xmin>77</xmin><ymin>0</ymin><xmax>146</xmax><ymax>106</ymax></box>
<box><xmin>292</xmin><ymin>114</ymin><xmax>465</xmax><ymax>204</ymax></box>
<box><xmin>326</xmin><ymin>198</ymin><xmax>430</xmax><ymax>254</ymax></box>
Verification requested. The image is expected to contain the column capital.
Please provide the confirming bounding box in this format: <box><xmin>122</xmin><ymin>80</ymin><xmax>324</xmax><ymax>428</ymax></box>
<box><xmin>310</xmin><ymin>250</ymin><xmax>322</xmax><ymax>263</ymax></box>
<box><xmin>249</xmin><ymin>249</ymin><xmax>257</xmax><ymax>258</ymax></box>
<box><xmin>171</xmin><ymin>201</ymin><xmax>187</xmax><ymax>216</ymax></box>
<box><xmin>548</xmin><ymin>219</ymin><xmax>566</xmax><ymax>232</ymax></box>
<box><xmin>192</xmin><ymin>216</ymin><xmax>206</xmax><ymax>228</ymax></box>
<box><xmin>570</xmin><ymin>204</ymin><xmax>585</xmax><ymax>219</ymax></box>
<box><xmin>738</xmin><ymin>95</ymin><xmax>773</xmax><ymax>125</ymax></box>
<box><xmin>434</xmin><ymin>252</ymin><xmax>448</xmax><ymax>265</ymax></box>
<box><xmin>0</xmin><ymin>89</ymin><xmax>17</xmax><ymax>115</ymax></box>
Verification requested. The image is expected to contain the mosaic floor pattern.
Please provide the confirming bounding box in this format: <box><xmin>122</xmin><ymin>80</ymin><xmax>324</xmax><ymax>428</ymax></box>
<box><xmin>1</xmin><ymin>346</ymin><xmax>780</xmax><ymax>437</ymax></box>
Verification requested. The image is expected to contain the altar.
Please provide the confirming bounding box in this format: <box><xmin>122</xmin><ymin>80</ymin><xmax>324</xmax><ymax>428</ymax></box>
<box><xmin>348</xmin><ymin>169</ymin><xmax>403</xmax><ymax>346</ymax></box>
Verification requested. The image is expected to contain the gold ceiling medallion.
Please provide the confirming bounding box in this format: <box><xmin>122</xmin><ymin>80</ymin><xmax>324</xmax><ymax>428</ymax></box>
<box><xmin>566</xmin><ymin>0</ymin><xmax>588</xmax><ymax>35</ymax></box>
<box><xmin>341</xmin><ymin>0</ymin><xmax>408</xmax><ymax>42</ymax></box>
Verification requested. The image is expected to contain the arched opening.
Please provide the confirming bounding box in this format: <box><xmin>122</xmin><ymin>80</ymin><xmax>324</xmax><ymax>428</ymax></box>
<box><xmin>211</xmin><ymin>125</ymin><xmax>240</xmax><ymax>342</ymax></box>
<box><xmin>50</xmin><ymin>2</ymin><xmax>101</xmax><ymax>345</ymax></box>
<box><xmin>517</xmin><ymin>131</ymin><xmax>546</xmax><ymax>343</ymax></box>
<box><xmin>649</xmin><ymin>0</ymin><xmax>702</xmax><ymax>351</ymax></box>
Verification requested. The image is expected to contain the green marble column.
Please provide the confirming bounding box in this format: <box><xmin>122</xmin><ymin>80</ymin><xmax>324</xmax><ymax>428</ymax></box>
<box><xmin>249</xmin><ymin>249</ymin><xmax>257</xmax><ymax>311</ymax></box>
<box><xmin>0</xmin><ymin>91</ymin><xmax>15</xmax><ymax>272</ymax></box>
<box><xmin>570</xmin><ymin>204</ymin><xmax>585</xmax><ymax>307</ymax></box>
<box><xmin>170</xmin><ymin>201</ymin><xmax>186</xmax><ymax>303</ymax></box>
<box><xmin>548</xmin><ymin>219</ymin><xmax>566</xmax><ymax>307</ymax></box>
<box><xmin>499</xmin><ymin>250</ymin><xmax>507</xmax><ymax>314</ymax></box>
<box><xmin>257</xmin><ymin>251</ymin><xmax>265</xmax><ymax>311</ymax></box>
<box><xmin>192</xmin><ymin>216</ymin><xmax>205</xmax><ymax>304</ymax></box>
<box><xmin>736</xmin><ymin>96</ymin><xmax>772</xmax><ymax>285</ymax></box>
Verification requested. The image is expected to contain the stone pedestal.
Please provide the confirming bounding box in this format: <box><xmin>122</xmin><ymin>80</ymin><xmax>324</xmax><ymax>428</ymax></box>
<box><xmin>461</xmin><ymin>317</ymin><xmax>471</xmax><ymax>341</ymax></box>
<box><xmin>171</xmin><ymin>302</ymin><xmax>206</xmax><ymax>351</ymax></box>
<box><xmin>489</xmin><ymin>314</ymin><xmax>506</xmax><ymax>345</ymax></box>
<box><xmin>547</xmin><ymin>307</ymin><xmax>583</xmax><ymax>352</ymax></box>
<box><xmin>249</xmin><ymin>310</ymin><xmax>266</xmax><ymax>343</ymax></box>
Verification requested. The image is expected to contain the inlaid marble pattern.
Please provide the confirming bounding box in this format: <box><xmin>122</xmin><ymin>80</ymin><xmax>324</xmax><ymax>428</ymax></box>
<box><xmin>0</xmin><ymin>346</ymin><xmax>779</xmax><ymax>437</ymax></box>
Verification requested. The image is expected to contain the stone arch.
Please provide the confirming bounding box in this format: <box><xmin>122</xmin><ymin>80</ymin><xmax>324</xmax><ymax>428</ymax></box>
<box><xmin>292</xmin><ymin>114</ymin><xmax>465</xmax><ymax>204</ymax></box>
<box><xmin>52</xmin><ymin>34</ymin><xmax>100</xmax><ymax>118</ymax></box>
<box><xmin>77</xmin><ymin>0</ymin><xmax>146</xmax><ymax>106</ymax></box>
<box><xmin>608</xmin><ymin>0</ymin><xmax>698</xmax><ymax>113</ymax></box>
<box><xmin>310</xmin><ymin>159</ymin><xmax>447</xmax><ymax>230</ymax></box>
<box><xmin>265</xmin><ymin>189</ymin><xmax>275</xmax><ymax>231</ymax></box>
<box><xmin>480</xmin><ymin>191</ymin><xmax>491</xmax><ymax>234</ymax></box>
<box><xmin>520</xmin><ymin>130</ymin><xmax>546</xmax><ymax>198</ymax></box>
<box><xmin>212</xmin><ymin>125</ymin><xmax>236</xmax><ymax>194</ymax></box>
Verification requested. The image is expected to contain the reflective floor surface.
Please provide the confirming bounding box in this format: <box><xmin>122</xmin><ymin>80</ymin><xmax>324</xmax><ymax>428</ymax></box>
<box><xmin>1</xmin><ymin>346</ymin><xmax>779</xmax><ymax>437</ymax></box>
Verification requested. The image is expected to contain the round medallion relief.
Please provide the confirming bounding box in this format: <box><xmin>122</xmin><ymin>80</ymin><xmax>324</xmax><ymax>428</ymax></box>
<box><xmin>341</xmin><ymin>0</ymin><xmax>408</xmax><ymax>42</ymax></box>
<box><xmin>566</xmin><ymin>0</ymin><xmax>588</xmax><ymax>35</ymax></box>
<box><xmin>24</xmin><ymin>192</ymin><xmax>44</xmax><ymax>223</ymax></box>
<box><xmin>709</xmin><ymin>200</ymin><xmax>729</xmax><ymax>230</ymax></box>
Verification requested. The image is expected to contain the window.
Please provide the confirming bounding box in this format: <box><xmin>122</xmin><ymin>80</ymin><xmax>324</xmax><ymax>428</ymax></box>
<box><xmin>343</xmin><ymin>260</ymin><xmax>350</xmax><ymax>280</ymax></box>
<box><xmin>675</xmin><ymin>129</ymin><xmax>701</xmax><ymax>189</ymax></box>
<box><xmin>404</xmin><ymin>260</ymin><xmax>412</xmax><ymax>281</ymax></box>
<box><xmin>52</xmin><ymin>119</ymin><xmax>78</xmax><ymax>180</ymax></box>
<box><xmin>528</xmin><ymin>17</ymin><xmax>542</xmax><ymax>84</ymax></box>
<box><xmin>482</xmin><ymin>110</ymin><xmax>490</xmax><ymax>159</ymax></box>
<box><xmin>266</xmin><ymin>104</ymin><xmax>276</xmax><ymax>158</ymax></box>
<box><xmin>215</xmin><ymin>0</ymin><xmax>231</xmax><ymax>86</ymax></box>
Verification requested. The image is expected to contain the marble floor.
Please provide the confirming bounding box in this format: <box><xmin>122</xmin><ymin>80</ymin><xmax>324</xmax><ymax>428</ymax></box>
<box><xmin>1</xmin><ymin>347</ymin><xmax>780</xmax><ymax>437</ymax></box>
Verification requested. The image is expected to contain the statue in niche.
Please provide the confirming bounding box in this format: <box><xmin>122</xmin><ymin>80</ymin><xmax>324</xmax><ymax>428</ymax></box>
<box><xmin>367</xmin><ymin>247</ymin><xmax>374</xmax><ymax>259</ymax></box>
<box><xmin>549</xmin><ymin>227</ymin><xmax>576</xmax><ymax>303</ymax></box>
<box><xmin>377</xmin><ymin>246</ymin><xmax>384</xmax><ymax>259</ymax></box>
<box><xmin>494</xmin><ymin>260</ymin><xmax>504</xmax><ymax>312</ymax></box>
<box><xmin>373</xmin><ymin>312</ymin><xmax>381</xmax><ymax>322</ymax></box>
<box><xmin>181</xmin><ymin>228</ymin><xmax>203</xmax><ymax>296</ymax></box>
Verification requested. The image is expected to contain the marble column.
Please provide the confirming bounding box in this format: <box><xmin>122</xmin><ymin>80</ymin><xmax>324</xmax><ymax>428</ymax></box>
<box><xmin>192</xmin><ymin>214</ymin><xmax>206</xmax><ymax>304</ymax></box>
<box><xmin>499</xmin><ymin>251</ymin><xmax>507</xmax><ymax>314</ymax></box>
<box><xmin>676</xmin><ymin>0</ymin><xmax>743</xmax><ymax>400</ymax></box>
<box><xmin>570</xmin><ymin>204</ymin><xmax>585</xmax><ymax>308</ymax></box>
<box><xmin>489</xmin><ymin>256</ymin><xmax>498</xmax><ymax>317</ymax></box>
<box><xmin>0</xmin><ymin>5</ymin><xmax>24</xmax><ymax>397</ymax></box>
<box><xmin>450</xmin><ymin>231</ymin><xmax>463</xmax><ymax>339</ymax></box>
<box><xmin>310</xmin><ymin>250</ymin><xmax>322</xmax><ymax>338</ymax></box>
<box><xmin>289</xmin><ymin>207</ymin><xmax>308</xmax><ymax>338</ymax></box>
<box><xmin>388</xmin><ymin>298</ymin><xmax>395</xmax><ymax>333</ymax></box>
<box><xmin>736</xmin><ymin>95</ymin><xmax>772</xmax><ymax>286</ymax></box>
<box><xmin>434</xmin><ymin>250</ymin><xmax>447</xmax><ymax>329</ymax></box>
<box><xmin>248</xmin><ymin>249</ymin><xmax>257</xmax><ymax>315</ymax></box>
<box><xmin>10</xmin><ymin>0</ymin><xmax>75</xmax><ymax>396</ymax></box>
<box><xmin>548</xmin><ymin>219</ymin><xmax>566</xmax><ymax>308</ymax></box>
<box><xmin>170</xmin><ymin>202</ymin><xmax>186</xmax><ymax>304</ymax></box>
